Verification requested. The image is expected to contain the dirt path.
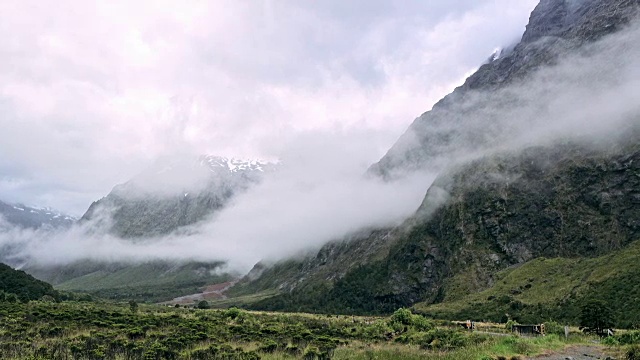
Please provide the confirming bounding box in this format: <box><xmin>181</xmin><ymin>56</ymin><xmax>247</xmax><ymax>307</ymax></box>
<box><xmin>160</xmin><ymin>281</ymin><xmax>238</xmax><ymax>306</ymax></box>
<box><xmin>526</xmin><ymin>345</ymin><xmax>614</xmax><ymax>360</ymax></box>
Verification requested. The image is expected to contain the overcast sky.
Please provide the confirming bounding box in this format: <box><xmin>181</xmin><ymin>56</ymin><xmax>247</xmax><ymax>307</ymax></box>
<box><xmin>0</xmin><ymin>0</ymin><xmax>538</xmax><ymax>215</ymax></box>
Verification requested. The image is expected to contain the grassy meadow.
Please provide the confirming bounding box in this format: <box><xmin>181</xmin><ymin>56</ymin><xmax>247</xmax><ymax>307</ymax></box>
<box><xmin>2</xmin><ymin>300</ymin><xmax>636</xmax><ymax>360</ymax></box>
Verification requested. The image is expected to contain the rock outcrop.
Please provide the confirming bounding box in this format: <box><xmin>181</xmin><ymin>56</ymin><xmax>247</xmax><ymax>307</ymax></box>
<box><xmin>369</xmin><ymin>0</ymin><xmax>640</xmax><ymax>179</ymax></box>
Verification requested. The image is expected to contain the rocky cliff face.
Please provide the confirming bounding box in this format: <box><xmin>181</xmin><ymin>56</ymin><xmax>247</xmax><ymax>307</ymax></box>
<box><xmin>369</xmin><ymin>0</ymin><xmax>640</xmax><ymax>179</ymax></box>
<box><xmin>234</xmin><ymin>0</ymin><xmax>640</xmax><ymax>315</ymax></box>
<box><xmin>244</xmin><ymin>134</ymin><xmax>640</xmax><ymax>314</ymax></box>
<box><xmin>81</xmin><ymin>156</ymin><xmax>275</xmax><ymax>238</ymax></box>
<box><xmin>381</xmin><ymin>136</ymin><xmax>640</xmax><ymax>305</ymax></box>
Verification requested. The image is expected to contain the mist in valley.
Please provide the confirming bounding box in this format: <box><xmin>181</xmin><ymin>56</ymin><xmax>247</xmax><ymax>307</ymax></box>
<box><xmin>1</xmin><ymin>5</ymin><xmax>640</xmax><ymax>276</ymax></box>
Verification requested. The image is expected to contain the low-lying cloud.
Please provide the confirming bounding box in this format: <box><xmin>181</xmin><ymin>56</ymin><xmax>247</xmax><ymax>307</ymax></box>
<box><xmin>2</xmin><ymin>12</ymin><xmax>640</xmax><ymax>274</ymax></box>
<box><xmin>1</xmin><ymin>135</ymin><xmax>434</xmax><ymax>271</ymax></box>
<box><xmin>0</xmin><ymin>0</ymin><xmax>537</xmax><ymax>215</ymax></box>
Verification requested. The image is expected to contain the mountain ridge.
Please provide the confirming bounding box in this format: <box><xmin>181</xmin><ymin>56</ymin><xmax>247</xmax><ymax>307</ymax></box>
<box><xmin>369</xmin><ymin>0</ymin><xmax>640</xmax><ymax>179</ymax></box>
<box><xmin>0</xmin><ymin>199</ymin><xmax>75</xmax><ymax>230</ymax></box>
<box><xmin>226</xmin><ymin>0</ymin><xmax>640</xmax><ymax>321</ymax></box>
<box><xmin>81</xmin><ymin>154</ymin><xmax>277</xmax><ymax>238</ymax></box>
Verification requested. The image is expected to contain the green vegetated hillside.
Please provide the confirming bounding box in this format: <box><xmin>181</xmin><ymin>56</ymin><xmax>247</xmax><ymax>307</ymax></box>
<box><xmin>416</xmin><ymin>240</ymin><xmax>640</xmax><ymax>328</ymax></box>
<box><xmin>224</xmin><ymin>0</ymin><xmax>640</xmax><ymax>322</ymax></box>
<box><xmin>47</xmin><ymin>261</ymin><xmax>234</xmax><ymax>303</ymax></box>
<box><xmin>234</xmin><ymin>138</ymin><xmax>640</xmax><ymax>321</ymax></box>
<box><xmin>228</xmin><ymin>228</ymin><xmax>400</xmax><ymax>299</ymax></box>
<box><xmin>0</xmin><ymin>262</ymin><xmax>60</xmax><ymax>302</ymax></box>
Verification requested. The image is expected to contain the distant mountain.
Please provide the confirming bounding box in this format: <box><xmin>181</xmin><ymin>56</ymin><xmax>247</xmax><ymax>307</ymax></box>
<box><xmin>26</xmin><ymin>260</ymin><xmax>235</xmax><ymax>303</ymax></box>
<box><xmin>81</xmin><ymin>155</ymin><xmax>277</xmax><ymax>237</ymax></box>
<box><xmin>7</xmin><ymin>155</ymin><xmax>275</xmax><ymax>303</ymax></box>
<box><xmin>0</xmin><ymin>200</ymin><xmax>75</xmax><ymax>229</ymax></box>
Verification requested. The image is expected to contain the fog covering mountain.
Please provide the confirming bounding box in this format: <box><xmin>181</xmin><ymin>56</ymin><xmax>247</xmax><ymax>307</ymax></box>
<box><xmin>81</xmin><ymin>155</ymin><xmax>276</xmax><ymax>238</ymax></box>
<box><xmin>0</xmin><ymin>156</ymin><xmax>273</xmax><ymax>302</ymax></box>
<box><xmin>229</xmin><ymin>0</ymin><xmax>640</xmax><ymax>321</ymax></box>
<box><xmin>3</xmin><ymin>0</ymin><xmax>640</xmax><ymax>312</ymax></box>
<box><xmin>370</xmin><ymin>0</ymin><xmax>639</xmax><ymax>178</ymax></box>
<box><xmin>0</xmin><ymin>199</ymin><xmax>75</xmax><ymax>230</ymax></box>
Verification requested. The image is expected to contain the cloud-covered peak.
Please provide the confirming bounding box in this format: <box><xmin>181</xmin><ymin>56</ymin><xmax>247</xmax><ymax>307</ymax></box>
<box><xmin>200</xmin><ymin>156</ymin><xmax>277</xmax><ymax>174</ymax></box>
<box><xmin>0</xmin><ymin>0</ymin><xmax>537</xmax><ymax>214</ymax></box>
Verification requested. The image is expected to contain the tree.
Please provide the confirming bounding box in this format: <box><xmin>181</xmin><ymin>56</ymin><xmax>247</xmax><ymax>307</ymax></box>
<box><xmin>197</xmin><ymin>300</ymin><xmax>210</xmax><ymax>309</ymax></box>
<box><xmin>41</xmin><ymin>295</ymin><xmax>56</xmax><ymax>303</ymax></box>
<box><xmin>580</xmin><ymin>299</ymin><xmax>614</xmax><ymax>334</ymax></box>
<box><xmin>129</xmin><ymin>300</ymin><xmax>139</xmax><ymax>313</ymax></box>
<box><xmin>5</xmin><ymin>293</ymin><xmax>19</xmax><ymax>303</ymax></box>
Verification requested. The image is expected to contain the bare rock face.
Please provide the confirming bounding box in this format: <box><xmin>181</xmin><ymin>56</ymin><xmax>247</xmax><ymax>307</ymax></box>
<box><xmin>369</xmin><ymin>0</ymin><xmax>640</xmax><ymax>179</ymax></box>
<box><xmin>522</xmin><ymin>0</ymin><xmax>638</xmax><ymax>43</ymax></box>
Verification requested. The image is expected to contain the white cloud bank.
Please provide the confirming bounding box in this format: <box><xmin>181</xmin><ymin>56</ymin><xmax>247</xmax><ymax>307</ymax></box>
<box><xmin>0</xmin><ymin>0</ymin><xmax>537</xmax><ymax>215</ymax></box>
<box><xmin>2</xmin><ymin>15</ymin><xmax>640</xmax><ymax>272</ymax></box>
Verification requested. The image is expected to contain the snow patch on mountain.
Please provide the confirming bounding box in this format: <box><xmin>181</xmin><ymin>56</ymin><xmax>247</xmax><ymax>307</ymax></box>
<box><xmin>200</xmin><ymin>156</ymin><xmax>276</xmax><ymax>173</ymax></box>
<box><xmin>0</xmin><ymin>200</ymin><xmax>76</xmax><ymax>229</ymax></box>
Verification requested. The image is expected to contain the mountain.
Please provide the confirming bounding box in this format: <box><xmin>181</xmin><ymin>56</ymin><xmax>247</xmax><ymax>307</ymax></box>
<box><xmin>16</xmin><ymin>155</ymin><xmax>276</xmax><ymax>303</ymax></box>
<box><xmin>369</xmin><ymin>0</ymin><xmax>639</xmax><ymax>179</ymax></box>
<box><xmin>416</xmin><ymin>239</ymin><xmax>640</xmax><ymax>328</ymax></box>
<box><xmin>81</xmin><ymin>155</ymin><xmax>276</xmax><ymax>237</ymax></box>
<box><xmin>25</xmin><ymin>260</ymin><xmax>235</xmax><ymax>303</ymax></box>
<box><xmin>226</xmin><ymin>0</ymin><xmax>640</xmax><ymax>327</ymax></box>
<box><xmin>0</xmin><ymin>262</ymin><xmax>60</xmax><ymax>302</ymax></box>
<box><xmin>0</xmin><ymin>199</ymin><xmax>75</xmax><ymax>230</ymax></box>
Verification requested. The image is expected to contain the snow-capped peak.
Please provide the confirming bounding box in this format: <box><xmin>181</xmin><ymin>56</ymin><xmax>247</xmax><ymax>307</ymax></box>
<box><xmin>1</xmin><ymin>200</ymin><xmax>76</xmax><ymax>229</ymax></box>
<box><xmin>200</xmin><ymin>156</ymin><xmax>277</xmax><ymax>173</ymax></box>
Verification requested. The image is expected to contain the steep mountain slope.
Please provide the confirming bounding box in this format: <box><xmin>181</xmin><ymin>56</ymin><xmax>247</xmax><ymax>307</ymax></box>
<box><xmin>416</xmin><ymin>240</ymin><xmax>640</xmax><ymax>328</ymax></box>
<box><xmin>228</xmin><ymin>0</ymin><xmax>640</xmax><ymax>322</ymax></box>
<box><xmin>81</xmin><ymin>155</ymin><xmax>275</xmax><ymax>237</ymax></box>
<box><xmin>369</xmin><ymin>0</ymin><xmax>640</xmax><ymax>179</ymax></box>
<box><xmin>228</xmin><ymin>228</ymin><xmax>401</xmax><ymax>297</ymax></box>
<box><xmin>242</xmin><ymin>138</ymin><xmax>640</xmax><ymax>315</ymax></box>
<box><xmin>0</xmin><ymin>200</ymin><xmax>75</xmax><ymax>229</ymax></box>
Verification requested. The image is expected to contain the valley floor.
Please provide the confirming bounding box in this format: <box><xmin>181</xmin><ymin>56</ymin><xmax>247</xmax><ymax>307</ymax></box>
<box><xmin>2</xmin><ymin>300</ymin><xmax>637</xmax><ymax>360</ymax></box>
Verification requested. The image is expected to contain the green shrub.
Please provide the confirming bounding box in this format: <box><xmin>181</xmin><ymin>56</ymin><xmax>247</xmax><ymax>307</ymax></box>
<box><xmin>362</xmin><ymin>320</ymin><xmax>392</xmax><ymax>340</ymax></box>
<box><xmin>303</xmin><ymin>346</ymin><xmax>322</xmax><ymax>360</ymax></box>
<box><xmin>505</xmin><ymin>320</ymin><xmax>518</xmax><ymax>331</ymax></box>
<box><xmin>499</xmin><ymin>335</ymin><xmax>535</xmax><ymax>355</ymax></box>
<box><xmin>258</xmin><ymin>339</ymin><xmax>278</xmax><ymax>353</ymax></box>
<box><xmin>197</xmin><ymin>301</ymin><xmax>210</xmax><ymax>309</ymax></box>
<box><xmin>628</xmin><ymin>345</ymin><xmax>640</xmax><ymax>360</ymax></box>
<box><xmin>128</xmin><ymin>300</ymin><xmax>138</xmax><ymax>313</ymax></box>
<box><xmin>285</xmin><ymin>344</ymin><xmax>302</xmax><ymax>356</ymax></box>
<box><xmin>543</xmin><ymin>321</ymin><xmax>565</xmax><ymax>336</ymax></box>
<box><xmin>617</xmin><ymin>331</ymin><xmax>640</xmax><ymax>345</ymax></box>
<box><xmin>602</xmin><ymin>336</ymin><xmax>620</xmax><ymax>346</ymax></box>
<box><xmin>417</xmin><ymin>328</ymin><xmax>468</xmax><ymax>350</ymax></box>
<box><xmin>391</xmin><ymin>308</ymin><xmax>413</xmax><ymax>325</ymax></box>
<box><xmin>411</xmin><ymin>314</ymin><xmax>434</xmax><ymax>331</ymax></box>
